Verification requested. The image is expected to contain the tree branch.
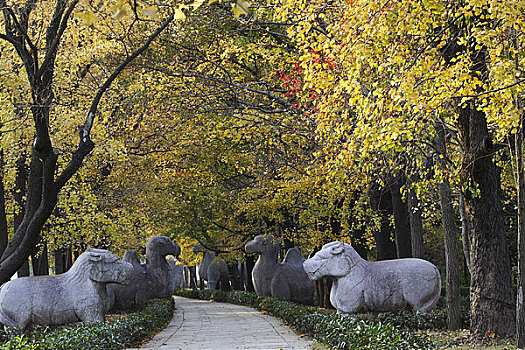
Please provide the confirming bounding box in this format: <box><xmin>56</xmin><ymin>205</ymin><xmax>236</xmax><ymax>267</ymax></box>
<box><xmin>36</xmin><ymin>0</ymin><xmax>78</xmax><ymax>82</ymax></box>
<box><xmin>5</xmin><ymin>7</ymin><xmax>38</xmax><ymax>73</ymax></box>
<box><xmin>453</xmin><ymin>78</ymin><xmax>525</xmax><ymax>99</ymax></box>
<box><xmin>82</xmin><ymin>14</ymin><xmax>174</xmax><ymax>142</ymax></box>
<box><xmin>55</xmin><ymin>14</ymin><xmax>174</xmax><ymax>190</ymax></box>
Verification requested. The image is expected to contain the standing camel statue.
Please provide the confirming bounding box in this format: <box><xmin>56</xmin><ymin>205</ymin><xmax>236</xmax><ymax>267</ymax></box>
<box><xmin>245</xmin><ymin>235</ymin><xmax>315</xmax><ymax>305</ymax></box>
<box><xmin>193</xmin><ymin>243</ymin><xmax>230</xmax><ymax>291</ymax></box>
<box><xmin>108</xmin><ymin>236</ymin><xmax>181</xmax><ymax>311</ymax></box>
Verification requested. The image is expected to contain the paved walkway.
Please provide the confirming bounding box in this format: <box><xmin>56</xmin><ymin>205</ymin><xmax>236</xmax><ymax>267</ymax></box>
<box><xmin>131</xmin><ymin>296</ymin><xmax>315</xmax><ymax>350</ymax></box>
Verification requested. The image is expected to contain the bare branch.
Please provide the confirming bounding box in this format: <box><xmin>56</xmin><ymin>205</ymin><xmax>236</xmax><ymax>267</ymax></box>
<box><xmin>36</xmin><ymin>0</ymin><xmax>79</xmax><ymax>82</ymax></box>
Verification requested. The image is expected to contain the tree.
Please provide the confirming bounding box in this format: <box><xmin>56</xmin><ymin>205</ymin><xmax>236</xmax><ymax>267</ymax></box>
<box><xmin>277</xmin><ymin>0</ymin><xmax>524</xmax><ymax>338</ymax></box>
<box><xmin>435</xmin><ymin>120</ymin><xmax>462</xmax><ymax>330</ymax></box>
<box><xmin>0</xmin><ymin>0</ymin><xmax>174</xmax><ymax>283</ymax></box>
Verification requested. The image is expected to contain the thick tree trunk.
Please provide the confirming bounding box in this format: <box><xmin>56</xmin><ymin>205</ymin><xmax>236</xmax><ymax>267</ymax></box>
<box><xmin>408</xmin><ymin>189</ymin><xmax>424</xmax><ymax>258</ymax></box>
<box><xmin>0</xmin><ymin>150</ymin><xmax>58</xmax><ymax>284</ymax></box>
<box><xmin>14</xmin><ymin>155</ymin><xmax>28</xmax><ymax>279</ymax></box>
<box><xmin>390</xmin><ymin>178</ymin><xmax>412</xmax><ymax>258</ymax></box>
<box><xmin>458</xmin><ymin>102</ymin><xmax>515</xmax><ymax>338</ymax></box>
<box><xmin>435</xmin><ymin>121</ymin><xmax>462</xmax><ymax>330</ymax></box>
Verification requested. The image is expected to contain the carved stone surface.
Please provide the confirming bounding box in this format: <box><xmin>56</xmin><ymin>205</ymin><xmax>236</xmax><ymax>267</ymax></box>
<box><xmin>303</xmin><ymin>241</ymin><xmax>441</xmax><ymax>314</ymax></box>
<box><xmin>0</xmin><ymin>248</ymin><xmax>133</xmax><ymax>330</ymax></box>
<box><xmin>168</xmin><ymin>259</ymin><xmax>186</xmax><ymax>289</ymax></box>
<box><xmin>245</xmin><ymin>235</ymin><xmax>315</xmax><ymax>305</ymax></box>
<box><xmin>193</xmin><ymin>244</ymin><xmax>229</xmax><ymax>290</ymax></box>
<box><xmin>108</xmin><ymin>236</ymin><xmax>181</xmax><ymax>311</ymax></box>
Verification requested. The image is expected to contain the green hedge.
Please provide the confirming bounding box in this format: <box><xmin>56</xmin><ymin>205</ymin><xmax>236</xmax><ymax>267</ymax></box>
<box><xmin>0</xmin><ymin>299</ymin><xmax>174</xmax><ymax>350</ymax></box>
<box><xmin>175</xmin><ymin>289</ymin><xmax>434</xmax><ymax>350</ymax></box>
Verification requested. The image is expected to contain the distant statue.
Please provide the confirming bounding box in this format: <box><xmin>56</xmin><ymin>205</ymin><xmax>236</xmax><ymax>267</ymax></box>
<box><xmin>193</xmin><ymin>243</ymin><xmax>230</xmax><ymax>291</ymax></box>
<box><xmin>0</xmin><ymin>248</ymin><xmax>133</xmax><ymax>331</ymax></box>
<box><xmin>108</xmin><ymin>236</ymin><xmax>181</xmax><ymax>311</ymax></box>
<box><xmin>303</xmin><ymin>241</ymin><xmax>441</xmax><ymax>314</ymax></box>
<box><xmin>245</xmin><ymin>235</ymin><xmax>315</xmax><ymax>305</ymax></box>
<box><xmin>168</xmin><ymin>258</ymin><xmax>186</xmax><ymax>289</ymax></box>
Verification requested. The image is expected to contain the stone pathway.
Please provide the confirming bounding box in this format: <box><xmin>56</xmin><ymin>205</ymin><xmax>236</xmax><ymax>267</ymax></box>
<box><xmin>131</xmin><ymin>296</ymin><xmax>315</xmax><ymax>350</ymax></box>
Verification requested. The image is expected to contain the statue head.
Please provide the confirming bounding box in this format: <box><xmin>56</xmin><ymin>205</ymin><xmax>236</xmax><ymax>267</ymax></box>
<box><xmin>82</xmin><ymin>248</ymin><xmax>134</xmax><ymax>284</ymax></box>
<box><xmin>303</xmin><ymin>241</ymin><xmax>362</xmax><ymax>280</ymax></box>
<box><xmin>245</xmin><ymin>234</ymin><xmax>279</xmax><ymax>255</ymax></box>
<box><xmin>146</xmin><ymin>236</ymin><xmax>181</xmax><ymax>258</ymax></box>
<box><xmin>192</xmin><ymin>243</ymin><xmax>206</xmax><ymax>254</ymax></box>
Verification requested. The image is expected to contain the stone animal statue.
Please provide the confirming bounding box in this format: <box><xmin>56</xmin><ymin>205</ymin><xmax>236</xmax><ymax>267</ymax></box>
<box><xmin>193</xmin><ymin>243</ymin><xmax>230</xmax><ymax>290</ymax></box>
<box><xmin>168</xmin><ymin>258</ymin><xmax>186</xmax><ymax>289</ymax></box>
<box><xmin>0</xmin><ymin>248</ymin><xmax>133</xmax><ymax>331</ymax></box>
<box><xmin>108</xmin><ymin>236</ymin><xmax>181</xmax><ymax>311</ymax></box>
<box><xmin>245</xmin><ymin>235</ymin><xmax>315</xmax><ymax>305</ymax></box>
<box><xmin>303</xmin><ymin>241</ymin><xmax>441</xmax><ymax>314</ymax></box>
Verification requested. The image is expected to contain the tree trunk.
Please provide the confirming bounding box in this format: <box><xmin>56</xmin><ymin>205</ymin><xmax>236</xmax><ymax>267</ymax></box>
<box><xmin>31</xmin><ymin>240</ymin><xmax>49</xmax><ymax>276</ymax></box>
<box><xmin>188</xmin><ymin>266</ymin><xmax>198</xmax><ymax>290</ymax></box>
<box><xmin>315</xmin><ymin>278</ymin><xmax>333</xmax><ymax>309</ymax></box>
<box><xmin>435</xmin><ymin>121</ymin><xmax>462</xmax><ymax>330</ymax></box>
<box><xmin>0</xmin><ymin>150</ymin><xmax>58</xmax><ymax>284</ymax></box>
<box><xmin>0</xmin><ymin>6</ymin><xmax>174</xmax><ymax>285</ymax></box>
<box><xmin>245</xmin><ymin>254</ymin><xmax>255</xmax><ymax>292</ymax></box>
<box><xmin>390</xmin><ymin>178</ymin><xmax>412</xmax><ymax>258</ymax></box>
<box><xmin>458</xmin><ymin>101</ymin><xmax>515</xmax><ymax>338</ymax></box>
<box><xmin>17</xmin><ymin>261</ymin><xmax>30</xmax><ymax>278</ymax></box>
<box><xmin>369</xmin><ymin>182</ymin><xmax>397</xmax><ymax>260</ymax></box>
<box><xmin>13</xmin><ymin>155</ymin><xmax>29</xmax><ymax>279</ymax></box>
<box><xmin>0</xmin><ymin>151</ymin><xmax>8</xmax><ymax>257</ymax></box>
<box><xmin>351</xmin><ymin>228</ymin><xmax>368</xmax><ymax>260</ymax></box>
<box><xmin>54</xmin><ymin>247</ymin><xmax>65</xmax><ymax>275</ymax></box>
<box><xmin>516</xmin><ymin>113</ymin><xmax>525</xmax><ymax>347</ymax></box>
<box><xmin>459</xmin><ymin>194</ymin><xmax>472</xmax><ymax>275</ymax></box>
<box><xmin>408</xmin><ymin>189</ymin><xmax>424</xmax><ymax>258</ymax></box>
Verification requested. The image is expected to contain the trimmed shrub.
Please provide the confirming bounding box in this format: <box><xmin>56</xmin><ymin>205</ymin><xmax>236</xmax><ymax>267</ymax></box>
<box><xmin>0</xmin><ymin>299</ymin><xmax>174</xmax><ymax>350</ymax></box>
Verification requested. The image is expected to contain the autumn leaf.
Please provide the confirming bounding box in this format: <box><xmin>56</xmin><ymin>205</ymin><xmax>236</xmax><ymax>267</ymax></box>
<box><xmin>76</xmin><ymin>10</ymin><xmax>98</xmax><ymax>25</ymax></box>
<box><xmin>112</xmin><ymin>7</ymin><xmax>128</xmax><ymax>19</ymax></box>
<box><xmin>143</xmin><ymin>6</ymin><xmax>160</xmax><ymax>20</ymax></box>
<box><xmin>232</xmin><ymin>0</ymin><xmax>251</xmax><ymax>19</ymax></box>
<box><xmin>191</xmin><ymin>0</ymin><xmax>207</xmax><ymax>9</ymax></box>
<box><xmin>174</xmin><ymin>8</ymin><xmax>186</xmax><ymax>20</ymax></box>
